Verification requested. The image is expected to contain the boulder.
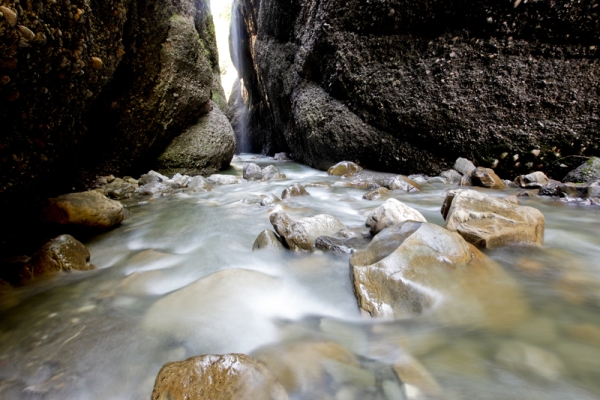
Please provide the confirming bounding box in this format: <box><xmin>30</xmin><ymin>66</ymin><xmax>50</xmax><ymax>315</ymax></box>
<box><xmin>151</xmin><ymin>353</ymin><xmax>288</xmax><ymax>400</ymax></box>
<box><xmin>207</xmin><ymin>174</ymin><xmax>245</xmax><ymax>185</ymax></box>
<box><xmin>383</xmin><ymin>175</ymin><xmax>420</xmax><ymax>192</ymax></box>
<box><xmin>297</xmin><ymin>214</ymin><xmax>346</xmax><ymax>242</ymax></box>
<box><xmin>563</xmin><ymin>157</ymin><xmax>600</xmax><ymax>183</ymax></box>
<box><xmin>274</xmin><ymin>153</ymin><xmax>290</xmax><ymax>161</ymax></box>
<box><xmin>42</xmin><ymin>190</ymin><xmax>124</xmax><ymax>230</ymax></box>
<box><xmin>139</xmin><ymin>170</ymin><xmax>170</xmax><ymax>185</ymax></box>
<box><xmin>187</xmin><ymin>176</ymin><xmax>212</xmax><ymax>192</ymax></box>
<box><xmin>514</xmin><ymin>171</ymin><xmax>549</xmax><ymax>189</ymax></box>
<box><xmin>156</xmin><ymin>101</ymin><xmax>236</xmax><ymax>176</ymax></box>
<box><xmin>440</xmin><ymin>169</ymin><xmax>463</xmax><ymax>185</ymax></box>
<box><xmin>442</xmin><ymin>189</ymin><xmax>545</xmax><ymax>248</ymax></box>
<box><xmin>350</xmin><ymin>221</ymin><xmax>530</xmax><ymax>331</ymax></box>
<box><xmin>253</xmin><ymin>230</ymin><xmax>285</xmax><ymax>251</ymax></box>
<box><xmin>261</xmin><ymin>165</ymin><xmax>286</xmax><ymax>180</ymax></box>
<box><xmin>315</xmin><ymin>235</ymin><xmax>371</xmax><ymax>254</ymax></box>
<box><xmin>365</xmin><ymin>198</ymin><xmax>426</xmax><ymax>236</ymax></box>
<box><xmin>363</xmin><ymin>187</ymin><xmax>389</xmax><ymax>200</ymax></box>
<box><xmin>101</xmin><ymin>178</ymin><xmax>138</xmax><ymax>200</ymax></box>
<box><xmin>243</xmin><ymin>163</ymin><xmax>264</xmax><ymax>181</ymax></box>
<box><xmin>20</xmin><ymin>235</ymin><xmax>94</xmax><ymax>282</ymax></box>
<box><xmin>470</xmin><ymin>167</ymin><xmax>506</xmax><ymax>189</ymax></box>
<box><xmin>453</xmin><ymin>158</ymin><xmax>476</xmax><ymax>176</ymax></box>
<box><xmin>269</xmin><ymin>206</ymin><xmax>313</xmax><ymax>251</ymax></box>
<box><xmin>327</xmin><ymin>161</ymin><xmax>363</xmax><ymax>176</ymax></box>
<box><xmin>538</xmin><ymin>179</ymin><xmax>562</xmax><ymax>196</ymax></box>
<box><xmin>260</xmin><ymin>195</ymin><xmax>281</xmax><ymax>207</ymax></box>
<box><xmin>137</xmin><ymin>181</ymin><xmax>174</xmax><ymax>196</ymax></box>
<box><xmin>281</xmin><ymin>184</ymin><xmax>309</xmax><ymax>199</ymax></box>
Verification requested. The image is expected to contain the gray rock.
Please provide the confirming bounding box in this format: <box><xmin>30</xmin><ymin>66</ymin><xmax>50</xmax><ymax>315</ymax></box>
<box><xmin>260</xmin><ymin>194</ymin><xmax>281</xmax><ymax>206</ymax></box>
<box><xmin>138</xmin><ymin>181</ymin><xmax>173</xmax><ymax>196</ymax></box>
<box><xmin>101</xmin><ymin>178</ymin><xmax>138</xmax><ymax>199</ymax></box>
<box><xmin>298</xmin><ymin>214</ymin><xmax>346</xmax><ymax>242</ymax></box>
<box><xmin>274</xmin><ymin>152</ymin><xmax>289</xmax><ymax>161</ymax></box>
<box><xmin>269</xmin><ymin>206</ymin><xmax>313</xmax><ymax>251</ymax></box>
<box><xmin>42</xmin><ymin>191</ymin><xmax>125</xmax><ymax>229</ymax></box>
<box><xmin>363</xmin><ymin>187</ymin><xmax>389</xmax><ymax>201</ymax></box>
<box><xmin>187</xmin><ymin>176</ymin><xmax>212</xmax><ymax>192</ymax></box>
<box><xmin>207</xmin><ymin>174</ymin><xmax>245</xmax><ymax>185</ymax></box>
<box><xmin>365</xmin><ymin>198</ymin><xmax>427</xmax><ymax>236</ymax></box>
<box><xmin>538</xmin><ymin>179</ymin><xmax>562</xmax><ymax>196</ymax></box>
<box><xmin>167</xmin><ymin>174</ymin><xmax>192</xmax><ymax>189</ymax></box>
<box><xmin>281</xmin><ymin>184</ymin><xmax>309</xmax><ymax>199</ymax></box>
<box><xmin>139</xmin><ymin>170</ymin><xmax>169</xmax><ymax>185</ymax></box>
<box><xmin>315</xmin><ymin>235</ymin><xmax>371</xmax><ymax>254</ymax></box>
<box><xmin>563</xmin><ymin>157</ymin><xmax>600</xmax><ymax>183</ymax></box>
<box><xmin>440</xmin><ymin>169</ymin><xmax>463</xmax><ymax>184</ymax></box>
<box><xmin>454</xmin><ymin>158</ymin><xmax>477</xmax><ymax>176</ymax></box>
<box><xmin>243</xmin><ymin>163</ymin><xmax>264</xmax><ymax>180</ymax></box>
<box><xmin>383</xmin><ymin>175</ymin><xmax>420</xmax><ymax>192</ymax></box>
<box><xmin>514</xmin><ymin>171</ymin><xmax>549</xmax><ymax>189</ymax></box>
<box><xmin>261</xmin><ymin>165</ymin><xmax>285</xmax><ymax>180</ymax></box>
<box><xmin>426</xmin><ymin>176</ymin><xmax>446</xmax><ymax>184</ymax></box>
<box><xmin>407</xmin><ymin>174</ymin><xmax>429</xmax><ymax>185</ymax></box>
<box><xmin>471</xmin><ymin>167</ymin><xmax>506</xmax><ymax>189</ymax></box>
<box><xmin>252</xmin><ymin>230</ymin><xmax>285</xmax><ymax>251</ymax></box>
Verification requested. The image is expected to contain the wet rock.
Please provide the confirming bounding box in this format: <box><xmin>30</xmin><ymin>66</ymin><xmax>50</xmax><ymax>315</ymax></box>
<box><xmin>470</xmin><ymin>167</ymin><xmax>506</xmax><ymax>189</ymax></box>
<box><xmin>362</xmin><ymin>187</ymin><xmax>389</xmax><ymax>201</ymax></box>
<box><xmin>167</xmin><ymin>173</ymin><xmax>191</xmax><ymax>189</ymax></box>
<box><xmin>151</xmin><ymin>353</ymin><xmax>288</xmax><ymax>400</ymax></box>
<box><xmin>454</xmin><ymin>158</ymin><xmax>476</xmax><ymax>176</ymax></box>
<box><xmin>274</xmin><ymin>153</ymin><xmax>289</xmax><ymax>161</ymax></box>
<box><xmin>426</xmin><ymin>176</ymin><xmax>446</xmax><ymax>184</ymax></box>
<box><xmin>383</xmin><ymin>175</ymin><xmax>420</xmax><ymax>192</ymax></box>
<box><xmin>563</xmin><ymin>157</ymin><xmax>600</xmax><ymax>183</ymax></box>
<box><xmin>253</xmin><ymin>230</ymin><xmax>285</xmax><ymax>251</ymax></box>
<box><xmin>281</xmin><ymin>184</ymin><xmax>309</xmax><ymax>199</ymax></box>
<box><xmin>243</xmin><ymin>163</ymin><xmax>264</xmax><ymax>180</ymax></box>
<box><xmin>139</xmin><ymin>170</ymin><xmax>170</xmax><ymax>185</ymax></box>
<box><xmin>315</xmin><ymin>236</ymin><xmax>370</xmax><ymax>254</ymax></box>
<box><xmin>102</xmin><ymin>178</ymin><xmax>138</xmax><ymax>199</ymax></box>
<box><xmin>298</xmin><ymin>214</ymin><xmax>346</xmax><ymax>242</ymax></box>
<box><xmin>495</xmin><ymin>341</ymin><xmax>565</xmax><ymax>380</ymax></box>
<box><xmin>408</xmin><ymin>174</ymin><xmax>429</xmax><ymax>185</ymax></box>
<box><xmin>460</xmin><ymin>174</ymin><xmax>472</xmax><ymax>186</ymax></box>
<box><xmin>440</xmin><ymin>169</ymin><xmax>463</xmax><ymax>185</ymax></box>
<box><xmin>365</xmin><ymin>198</ymin><xmax>426</xmax><ymax>236</ymax></box>
<box><xmin>42</xmin><ymin>191</ymin><xmax>124</xmax><ymax>230</ymax></box>
<box><xmin>442</xmin><ymin>189</ymin><xmax>545</xmax><ymax>248</ymax></box>
<box><xmin>351</xmin><ymin>221</ymin><xmax>529</xmax><ymax>331</ymax></box>
<box><xmin>187</xmin><ymin>176</ymin><xmax>212</xmax><ymax>192</ymax></box>
<box><xmin>207</xmin><ymin>174</ymin><xmax>245</xmax><ymax>185</ymax></box>
<box><xmin>137</xmin><ymin>181</ymin><xmax>173</xmax><ymax>196</ymax></box>
<box><xmin>328</xmin><ymin>161</ymin><xmax>363</xmax><ymax>177</ymax></box>
<box><xmin>538</xmin><ymin>179</ymin><xmax>562</xmax><ymax>196</ymax></box>
<box><xmin>20</xmin><ymin>235</ymin><xmax>94</xmax><ymax>282</ymax></box>
<box><xmin>269</xmin><ymin>206</ymin><xmax>312</xmax><ymax>251</ymax></box>
<box><xmin>260</xmin><ymin>195</ymin><xmax>281</xmax><ymax>207</ymax></box>
<box><xmin>261</xmin><ymin>165</ymin><xmax>286</xmax><ymax>180</ymax></box>
<box><xmin>517</xmin><ymin>190</ymin><xmax>539</xmax><ymax>198</ymax></box>
<box><xmin>514</xmin><ymin>171</ymin><xmax>549</xmax><ymax>189</ymax></box>
<box><xmin>156</xmin><ymin>101</ymin><xmax>236</xmax><ymax>176</ymax></box>
<box><xmin>393</xmin><ymin>354</ymin><xmax>442</xmax><ymax>398</ymax></box>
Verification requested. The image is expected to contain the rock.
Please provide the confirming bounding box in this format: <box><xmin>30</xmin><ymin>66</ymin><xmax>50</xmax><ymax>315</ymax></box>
<box><xmin>495</xmin><ymin>341</ymin><xmax>565</xmax><ymax>380</ymax></box>
<box><xmin>350</xmin><ymin>221</ymin><xmax>530</xmax><ymax>331</ymax></box>
<box><xmin>281</xmin><ymin>184</ymin><xmax>309</xmax><ymax>199</ymax></box>
<box><xmin>393</xmin><ymin>354</ymin><xmax>442</xmax><ymax>398</ymax></box>
<box><xmin>167</xmin><ymin>173</ymin><xmax>191</xmax><ymax>189</ymax></box>
<box><xmin>362</xmin><ymin>187</ymin><xmax>389</xmax><ymax>200</ymax></box>
<box><xmin>207</xmin><ymin>174</ymin><xmax>245</xmax><ymax>185</ymax></box>
<box><xmin>101</xmin><ymin>178</ymin><xmax>137</xmax><ymax>199</ymax></box>
<box><xmin>260</xmin><ymin>165</ymin><xmax>282</xmax><ymax>180</ymax></box>
<box><xmin>538</xmin><ymin>179</ymin><xmax>562</xmax><ymax>196</ymax></box>
<box><xmin>426</xmin><ymin>176</ymin><xmax>446</xmax><ymax>184</ymax></box>
<box><xmin>328</xmin><ymin>161</ymin><xmax>363</xmax><ymax>176</ymax></box>
<box><xmin>260</xmin><ymin>194</ymin><xmax>281</xmax><ymax>206</ymax></box>
<box><xmin>440</xmin><ymin>169</ymin><xmax>463</xmax><ymax>185</ymax></box>
<box><xmin>365</xmin><ymin>198</ymin><xmax>426</xmax><ymax>236</ymax></box>
<box><xmin>454</xmin><ymin>158</ymin><xmax>476</xmax><ymax>176</ymax></box>
<box><xmin>470</xmin><ymin>167</ymin><xmax>506</xmax><ymax>189</ymax></box>
<box><xmin>274</xmin><ymin>153</ymin><xmax>289</xmax><ymax>161</ymax></box>
<box><xmin>20</xmin><ymin>235</ymin><xmax>94</xmax><ymax>282</ymax></box>
<box><xmin>137</xmin><ymin>181</ymin><xmax>173</xmax><ymax>196</ymax></box>
<box><xmin>253</xmin><ymin>230</ymin><xmax>285</xmax><ymax>251</ymax></box>
<box><xmin>512</xmin><ymin>316</ymin><xmax>559</xmax><ymax>346</ymax></box>
<box><xmin>514</xmin><ymin>171</ymin><xmax>549</xmax><ymax>188</ymax></box>
<box><xmin>0</xmin><ymin>6</ymin><xmax>17</xmax><ymax>27</ymax></box>
<box><xmin>460</xmin><ymin>174</ymin><xmax>472</xmax><ymax>186</ymax></box>
<box><xmin>298</xmin><ymin>214</ymin><xmax>346</xmax><ymax>242</ymax></box>
<box><xmin>156</xmin><ymin>101</ymin><xmax>236</xmax><ymax>176</ymax></box>
<box><xmin>408</xmin><ymin>174</ymin><xmax>429</xmax><ymax>185</ymax></box>
<box><xmin>42</xmin><ymin>191</ymin><xmax>124</xmax><ymax>229</ymax></box>
<box><xmin>269</xmin><ymin>206</ymin><xmax>312</xmax><ymax>251</ymax></box>
<box><xmin>517</xmin><ymin>190</ymin><xmax>539</xmax><ymax>198</ymax></box>
<box><xmin>243</xmin><ymin>163</ymin><xmax>264</xmax><ymax>180</ymax></box>
<box><xmin>151</xmin><ymin>353</ymin><xmax>288</xmax><ymax>400</ymax></box>
<box><xmin>139</xmin><ymin>170</ymin><xmax>170</xmax><ymax>185</ymax></box>
<box><xmin>442</xmin><ymin>189</ymin><xmax>545</xmax><ymax>248</ymax></box>
<box><xmin>383</xmin><ymin>175</ymin><xmax>420</xmax><ymax>192</ymax></box>
<box><xmin>563</xmin><ymin>157</ymin><xmax>600</xmax><ymax>183</ymax></box>
<box><xmin>187</xmin><ymin>176</ymin><xmax>212</xmax><ymax>192</ymax></box>
<box><xmin>315</xmin><ymin>236</ymin><xmax>370</xmax><ymax>254</ymax></box>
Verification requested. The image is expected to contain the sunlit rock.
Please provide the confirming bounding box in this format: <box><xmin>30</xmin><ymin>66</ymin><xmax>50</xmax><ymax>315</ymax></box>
<box><xmin>328</xmin><ymin>161</ymin><xmax>363</xmax><ymax>177</ymax></box>
<box><xmin>151</xmin><ymin>353</ymin><xmax>288</xmax><ymax>400</ymax></box>
<box><xmin>470</xmin><ymin>167</ymin><xmax>506</xmax><ymax>189</ymax></box>
<box><xmin>269</xmin><ymin>206</ymin><xmax>313</xmax><ymax>251</ymax></box>
<box><xmin>365</xmin><ymin>198</ymin><xmax>426</xmax><ymax>236</ymax></box>
<box><xmin>42</xmin><ymin>190</ymin><xmax>124</xmax><ymax>229</ymax></box>
<box><xmin>442</xmin><ymin>189</ymin><xmax>545</xmax><ymax>248</ymax></box>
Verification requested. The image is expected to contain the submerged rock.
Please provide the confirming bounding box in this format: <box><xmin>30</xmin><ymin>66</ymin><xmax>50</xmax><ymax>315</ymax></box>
<box><xmin>563</xmin><ymin>157</ymin><xmax>600</xmax><ymax>183</ymax></box>
<box><xmin>281</xmin><ymin>184</ymin><xmax>309</xmax><ymax>199</ymax></box>
<box><xmin>151</xmin><ymin>353</ymin><xmax>288</xmax><ymax>400</ymax></box>
<box><xmin>328</xmin><ymin>161</ymin><xmax>363</xmax><ymax>177</ymax></box>
<box><xmin>470</xmin><ymin>167</ymin><xmax>506</xmax><ymax>189</ymax></box>
<box><xmin>442</xmin><ymin>189</ymin><xmax>545</xmax><ymax>248</ymax></box>
<box><xmin>42</xmin><ymin>191</ymin><xmax>124</xmax><ymax>230</ymax></box>
<box><xmin>253</xmin><ymin>230</ymin><xmax>285</xmax><ymax>251</ymax></box>
<box><xmin>365</xmin><ymin>198</ymin><xmax>426</xmax><ymax>236</ymax></box>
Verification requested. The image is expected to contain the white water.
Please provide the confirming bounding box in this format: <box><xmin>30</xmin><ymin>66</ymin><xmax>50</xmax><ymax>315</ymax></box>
<box><xmin>0</xmin><ymin>155</ymin><xmax>599</xmax><ymax>399</ymax></box>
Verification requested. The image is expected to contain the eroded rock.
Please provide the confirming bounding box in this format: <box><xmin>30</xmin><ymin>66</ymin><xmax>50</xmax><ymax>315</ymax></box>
<box><xmin>42</xmin><ymin>191</ymin><xmax>124</xmax><ymax>229</ymax></box>
<box><xmin>365</xmin><ymin>198</ymin><xmax>426</xmax><ymax>236</ymax></box>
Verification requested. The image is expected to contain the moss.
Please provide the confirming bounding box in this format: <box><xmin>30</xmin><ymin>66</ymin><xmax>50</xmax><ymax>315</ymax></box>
<box><xmin>212</xmin><ymin>89</ymin><xmax>227</xmax><ymax>111</ymax></box>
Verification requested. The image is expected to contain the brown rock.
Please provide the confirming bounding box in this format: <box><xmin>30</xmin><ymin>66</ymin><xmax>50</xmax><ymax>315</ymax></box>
<box><xmin>365</xmin><ymin>198</ymin><xmax>426</xmax><ymax>236</ymax></box>
<box><xmin>0</xmin><ymin>6</ymin><xmax>17</xmax><ymax>26</ymax></box>
<box><xmin>471</xmin><ymin>167</ymin><xmax>506</xmax><ymax>189</ymax></box>
<box><xmin>151</xmin><ymin>353</ymin><xmax>288</xmax><ymax>400</ymax></box>
<box><xmin>17</xmin><ymin>25</ymin><xmax>35</xmax><ymax>41</ymax></box>
<box><xmin>362</xmin><ymin>187</ymin><xmax>389</xmax><ymax>200</ymax></box>
<box><xmin>514</xmin><ymin>171</ymin><xmax>549</xmax><ymax>188</ymax></box>
<box><xmin>393</xmin><ymin>354</ymin><xmax>442</xmax><ymax>397</ymax></box>
<box><xmin>327</xmin><ymin>161</ymin><xmax>363</xmax><ymax>176</ymax></box>
<box><xmin>253</xmin><ymin>229</ymin><xmax>285</xmax><ymax>251</ymax></box>
<box><xmin>564</xmin><ymin>324</ymin><xmax>600</xmax><ymax>347</ymax></box>
<box><xmin>281</xmin><ymin>183</ymin><xmax>309</xmax><ymax>199</ymax></box>
<box><xmin>269</xmin><ymin>206</ymin><xmax>312</xmax><ymax>251</ymax></box>
<box><xmin>90</xmin><ymin>56</ymin><xmax>103</xmax><ymax>70</ymax></box>
<box><xmin>42</xmin><ymin>190</ymin><xmax>124</xmax><ymax>230</ymax></box>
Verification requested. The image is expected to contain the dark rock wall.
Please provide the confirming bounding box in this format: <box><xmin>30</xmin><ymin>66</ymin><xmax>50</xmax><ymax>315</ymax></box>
<box><xmin>233</xmin><ymin>0</ymin><xmax>599</xmax><ymax>175</ymax></box>
<box><xmin>0</xmin><ymin>0</ymin><xmax>220</xmax><ymax>256</ymax></box>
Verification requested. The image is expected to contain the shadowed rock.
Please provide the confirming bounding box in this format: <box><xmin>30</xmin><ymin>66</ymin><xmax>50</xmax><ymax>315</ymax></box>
<box><xmin>253</xmin><ymin>230</ymin><xmax>286</xmax><ymax>251</ymax></box>
<box><xmin>42</xmin><ymin>191</ymin><xmax>124</xmax><ymax>230</ymax></box>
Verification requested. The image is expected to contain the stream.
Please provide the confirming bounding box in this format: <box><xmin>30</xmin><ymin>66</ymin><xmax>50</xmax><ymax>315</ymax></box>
<box><xmin>1</xmin><ymin>155</ymin><xmax>600</xmax><ymax>399</ymax></box>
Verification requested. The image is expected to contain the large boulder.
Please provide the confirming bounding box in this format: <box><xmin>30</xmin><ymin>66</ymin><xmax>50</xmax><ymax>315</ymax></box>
<box><xmin>41</xmin><ymin>191</ymin><xmax>124</xmax><ymax>229</ymax></box>
<box><xmin>151</xmin><ymin>353</ymin><xmax>288</xmax><ymax>400</ymax></box>
<box><xmin>563</xmin><ymin>157</ymin><xmax>600</xmax><ymax>183</ymax></box>
<box><xmin>442</xmin><ymin>189</ymin><xmax>545</xmax><ymax>248</ymax></box>
<box><xmin>350</xmin><ymin>221</ymin><xmax>530</xmax><ymax>331</ymax></box>
<box><xmin>156</xmin><ymin>101</ymin><xmax>236</xmax><ymax>176</ymax></box>
<box><xmin>365</xmin><ymin>198</ymin><xmax>426</xmax><ymax>236</ymax></box>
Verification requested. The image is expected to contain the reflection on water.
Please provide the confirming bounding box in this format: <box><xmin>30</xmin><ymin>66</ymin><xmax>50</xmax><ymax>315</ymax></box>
<box><xmin>1</xmin><ymin>155</ymin><xmax>600</xmax><ymax>399</ymax></box>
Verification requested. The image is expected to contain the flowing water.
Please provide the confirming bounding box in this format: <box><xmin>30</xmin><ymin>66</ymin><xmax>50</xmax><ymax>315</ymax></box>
<box><xmin>1</xmin><ymin>155</ymin><xmax>600</xmax><ymax>399</ymax></box>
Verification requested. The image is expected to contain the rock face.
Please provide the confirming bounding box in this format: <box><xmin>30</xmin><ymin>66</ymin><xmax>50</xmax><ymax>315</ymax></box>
<box><xmin>151</xmin><ymin>353</ymin><xmax>288</xmax><ymax>400</ymax></box>
<box><xmin>156</xmin><ymin>101</ymin><xmax>236</xmax><ymax>176</ymax></box>
<box><xmin>232</xmin><ymin>0</ymin><xmax>599</xmax><ymax>176</ymax></box>
<box><xmin>442</xmin><ymin>189</ymin><xmax>545</xmax><ymax>248</ymax></box>
<box><xmin>365</xmin><ymin>199</ymin><xmax>426</xmax><ymax>236</ymax></box>
<box><xmin>42</xmin><ymin>191</ymin><xmax>124</xmax><ymax>230</ymax></box>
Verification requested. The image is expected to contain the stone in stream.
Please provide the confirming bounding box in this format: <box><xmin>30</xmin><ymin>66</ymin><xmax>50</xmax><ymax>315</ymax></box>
<box><xmin>260</xmin><ymin>194</ymin><xmax>281</xmax><ymax>207</ymax></box>
<box><xmin>269</xmin><ymin>206</ymin><xmax>313</xmax><ymax>251</ymax></box>
<box><xmin>393</xmin><ymin>353</ymin><xmax>442</xmax><ymax>399</ymax></box>
<box><xmin>101</xmin><ymin>178</ymin><xmax>138</xmax><ymax>200</ymax></box>
<box><xmin>42</xmin><ymin>190</ymin><xmax>125</xmax><ymax>229</ymax></box>
<box><xmin>440</xmin><ymin>169</ymin><xmax>463</xmax><ymax>185</ymax></box>
<box><xmin>187</xmin><ymin>175</ymin><xmax>212</xmax><ymax>192</ymax></box>
<box><xmin>453</xmin><ymin>158</ymin><xmax>476</xmax><ymax>176</ymax></box>
<box><xmin>315</xmin><ymin>226</ymin><xmax>371</xmax><ymax>254</ymax></box>
<box><xmin>261</xmin><ymin>165</ymin><xmax>286</xmax><ymax>180</ymax></box>
<box><xmin>253</xmin><ymin>229</ymin><xmax>285</xmax><ymax>251</ymax></box>
<box><xmin>383</xmin><ymin>175</ymin><xmax>420</xmax><ymax>192</ymax></box>
<box><xmin>442</xmin><ymin>189</ymin><xmax>545</xmax><ymax>248</ymax></box>
<box><xmin>563</xmin><ymin>157</ymin><xmax>600</xmax><ymax>183</ymax></box>
<box><xmin>327</xmin><ymin>161</ymin><xmax>363</xmax><ymax>176</ymax></box>
<box><xmin>137</xmin><ymin>181</ymin><xmax>174</xmax><ymax>196</ymax></box>
<box><xmin>274</xmin><ymin>152</ymin><xmax>290</xmax><ymax>161</ymax></box>
<box><xmin>151</xmin><ymin>353</ymin><xmax>288</xmax><ymax>400</ymax></box>
<box><xmin>470</xmin><ymin>167</ymin><xmax>506</xmax><ymax>189</ymax></box>
<box><xmin>365</xmin><ymin>198</ymin><xmax>426</xmax><ymax>236</ymax></box>
<box><xmin>350</xmin><ymin>221</ymin><xmax>530</xmax><ymax>331</ymax></box>
<box><xmin>243</xmin><ymin>163</ymin><xmax>263</xmax><ymax>180</ymax></box>
<box><xmin>139</xmin><ymin>170</ymin><xmax>170</xmax><ymax>185</ymax></box>
<box><xmin>207</xmin><ymin>174</ymin><xmax>245</xmax><ymax>185</ymax></box>
<box><xmin>281</xmin><ymin>183</ymin><xmax>309</xmax><ymax>199</ymax></box>
<box><xmin>514</xmin><ymin>171</ymin><xmax>549</xmax><ymax>189</ymax></box>
<box><xmin>363</xmin><ymin>187</ymin><xmax>389</xmax><ymax>200</ymax></box>
<box><xmin>495</xmin><ymin>341</ymin><xmax>565</xmax><ymax>381</ymax></box>
<box><xmin>297</xmin><ymin>214</ymin><xmax>346</xmax><ymax>242</ymax></box>
<box><xmin>19</xmin><ymin>235</ymin><xmax>94</xmax><ymax>282</ymax></box>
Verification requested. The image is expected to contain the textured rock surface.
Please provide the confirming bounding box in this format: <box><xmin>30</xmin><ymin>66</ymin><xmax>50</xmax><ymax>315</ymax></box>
<box><xmin>563</xmin><ymin>157</ymin><xmax>600</xmax><ymax>183</ymax></box>
<box><xmin>233</xmin><ymin>0</ymin><xmax>599</xmax><ymax>176</ymax></box>
<box><xmin>365</xmin><ymin>198</ymin><xmax>427</xmax><ymax>236</ymax></box>
<box><xmin>442</xmin><ymin>189</ymin><xmax>545</xmax><ymax>248</ymax></box>
<box><xmin>151</xmin><ymin>353</ymin><xmax>288</xmax><ymax>400</ymax></box>
<box><xmin>156</xmin><ymin>101</ymin><xmax>236</xmax><ymax>176</ymax></box>
<box><xmin>42</xmin><ymin>191</ymin><xmax>124</xmax><ymax>230</ymax></box>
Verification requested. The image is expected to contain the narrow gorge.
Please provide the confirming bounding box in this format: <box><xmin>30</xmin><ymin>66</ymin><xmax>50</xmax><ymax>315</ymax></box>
<box><xmin>0</xmin><ymin>0</ymin><xmax>599</xmax><ymax>399</ymax></box>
